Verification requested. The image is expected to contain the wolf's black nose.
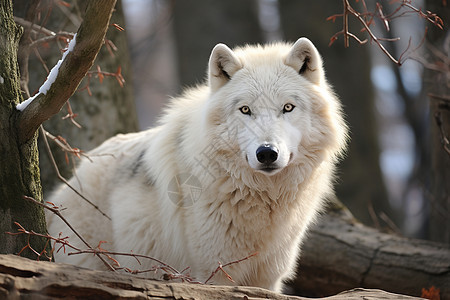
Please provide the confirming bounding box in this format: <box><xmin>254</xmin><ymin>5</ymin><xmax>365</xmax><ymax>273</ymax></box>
<box><xmin>256</xmin><ymin>144</ymin><xmax>279</xmax><ymax>164</ymax></box>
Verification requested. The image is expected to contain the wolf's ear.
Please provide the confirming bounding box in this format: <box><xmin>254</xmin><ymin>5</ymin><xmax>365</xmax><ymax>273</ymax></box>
<box><xmin>285</xmin><ymin>38</ymin><xmax>324</xmax><ymax>85</ymax></box>
<box><xmin>208</xmin><ymin>43</ymin><xmax>243</xmax><ymax>92</ymax></box>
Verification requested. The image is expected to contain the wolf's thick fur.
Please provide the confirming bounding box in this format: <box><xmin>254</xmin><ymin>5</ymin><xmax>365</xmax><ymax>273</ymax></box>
<box><xmin>47</xmin><ymin>38</ymin><xmax>347</xmax><ymax>292</ymax></box>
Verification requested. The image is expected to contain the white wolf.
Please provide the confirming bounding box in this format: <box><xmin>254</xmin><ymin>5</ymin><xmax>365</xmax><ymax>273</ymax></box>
<box><xmin>47</xmin><ymin>38</ymin><xmax>347</xmax><ymax>292</ymax></box>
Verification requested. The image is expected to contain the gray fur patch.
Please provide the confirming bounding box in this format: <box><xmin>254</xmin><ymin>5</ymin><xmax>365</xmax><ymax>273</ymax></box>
<box><xmin>130</xmin><ymin>149</ymin><xmax>155</xmax><ymax>187</ymax></box>
<box><xmin>131</xmin><ymin>149</ymin><xmax>146</xmax><ymax>177</ymax></box>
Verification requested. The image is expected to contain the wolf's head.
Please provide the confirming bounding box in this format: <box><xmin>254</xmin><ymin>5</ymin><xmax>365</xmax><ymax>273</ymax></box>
<box><xmin>205</xmin><ymin>38</ymin><xmax>347</xmax><ymax>179</ymax></box>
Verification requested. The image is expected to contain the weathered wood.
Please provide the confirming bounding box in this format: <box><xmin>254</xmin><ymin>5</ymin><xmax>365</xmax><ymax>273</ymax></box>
<box><xmin>0</xmin><ymin>254</ymin><xmax>424</xmax><ymax>300</ymax></box>
<box><xmin>289</xmin><ymin>203</ymin><xmax>450</xmax><ymax>299</ymax></box>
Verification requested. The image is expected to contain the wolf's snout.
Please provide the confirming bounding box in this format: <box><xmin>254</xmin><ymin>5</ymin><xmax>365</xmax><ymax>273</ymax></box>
<box><xmin>256</xmin><ymin>144</ymin><xmax>279</xmax><ymax>164</ymax></box>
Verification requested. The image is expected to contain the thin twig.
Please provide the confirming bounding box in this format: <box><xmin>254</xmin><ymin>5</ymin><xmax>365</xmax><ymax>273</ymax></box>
<box><xmin>429</xmin><ymin>94</ymin><xmax>450</xmax><ymax>104</ymax></box>
<box><xmin>343</xmin><ymin>0</ymin><xmax>350</xmax><ymax>48</ymax></box>
<box><xmin>14</xmin><ymin>16</ymin><xmax>56</xmax><ymax>37</ymax></box>
<box><xmin>6</xmin><ymin>221</ymin><xmax>75</xmax><ymax>260</ymax></box>
<box><xmin>79</xmin><ymin>66</ymin><xmax>125</xmax><ymax>95</ymax></box>
<box><xmin>29</xmin><ymin>32</ymin><xmax>74</xmax><ymax>49</ymax></box>
<box><xmin>62</xmin><ymin>100</ymin><xmax>82</xmax><ymax>128</ymax></box>
<box><xmin>367</xmin><ymin>201</ymin><xmax>381</xmax><ymax>231</ymax></box>
<box><xmin>204</xmin><ymin>252</ymin><xmax>258</xmax><ymax>284</ymax></box>
<box><xmin>346</xmin><ymin>3</ymin><xmax>400</xmax><ymax>65</ymax></box>
<box><xmin>328</xmin><ymin>0</ymin><xmax>443</xmax><ymax>65</ymax></box>
<box><xmin>379</xmin><ymin>212</ymin><xmax>402</xmax><ymax>235</ymax></box>
<box><xmin>9</xmin><ymin>213</ymin><xmax>257</xmax><ymax>284</ymax></box>
<box><xmin>22</xmin><ymin>196</ymin><xmax>115</xmax><ymax>271</ymax></box>
<box><xmin>69</xmin><ymin>250</ymin><xmax>181</xmax><ymax>275</ymax></box>
<box><xmin>40</xmin><ymin>125</ymin><xmax>111</xmax><ymax>220</ymax></box>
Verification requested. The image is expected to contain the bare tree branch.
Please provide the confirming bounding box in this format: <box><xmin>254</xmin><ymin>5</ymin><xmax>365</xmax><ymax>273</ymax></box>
<box><xmin>14</xmin><ymin>15</ymin><xmax>57</xmax><ymax>38</ymax></box>
<box><xmin>328</xmin><ymin>0</ymin><xmax>443</xmax><ymax>65</ymax></box>
<box><xmin>15</xmin><ymin>0</ymin><xmax>117</xmax><ymax>144</ymax></box>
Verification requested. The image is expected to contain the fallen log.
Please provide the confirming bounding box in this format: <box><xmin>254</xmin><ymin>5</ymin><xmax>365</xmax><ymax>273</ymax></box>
<box><xmin>0</xmin><ymin>254</ymin><xmax>424</xmax><ymax>299</ymax></box>
<box><xmin>1</xmin><ymin>200</ymin><xmax>448</xmax><ymax>299</ymax></box>
<box><xmin>289</xmin><ymin>202</ymin><xmax>450</xmax><ymax>299</ymax></box>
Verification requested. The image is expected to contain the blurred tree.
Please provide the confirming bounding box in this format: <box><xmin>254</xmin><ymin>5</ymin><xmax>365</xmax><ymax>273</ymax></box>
<box><xmin>172</xmin><ymin>0</ymin><xmax>263</xmax><ymax>88</ymax></box>
<box><xmin>425</xmin><ymin>1</ymin><xmax>450</xmax><ymax>244</ymax></box>
<box><xmin>278</xmin><ymin>0</ymin><xmax>393</xmax><ymax>226</ymax></box>
<box><xmin>14</xmin><ymin>0</ymin><xmax>139</xmax><ymax>195</ymax></box>
<box><xmin>378</xmin><ymin>3</ymin><xmax>432</xmax><ymax>239</ymax></box>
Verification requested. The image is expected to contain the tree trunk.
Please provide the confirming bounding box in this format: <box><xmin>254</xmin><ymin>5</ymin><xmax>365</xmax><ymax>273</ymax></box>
<box><xmin>425</xmin><ymin>1</ymin><xmax>450</xmax><ymax>245</ymax></box>
<box><xmin>287</xmin><ymin>202</ymin><xmax>450</xmax><ymax>298</ymax></box>
<box><xmin>278</xmin><ymin>0</ymin><xmax>392</xmax><ymax>227</ymax></box>
<box><xmin>0</xmin><ymin>0</ymin><xmax>50</xmax><ymax>259</ymax></box>
<box><xmin>0</xmin><ymin>254</ymin><xmax>426</xmax><ymax>300</ymax></box>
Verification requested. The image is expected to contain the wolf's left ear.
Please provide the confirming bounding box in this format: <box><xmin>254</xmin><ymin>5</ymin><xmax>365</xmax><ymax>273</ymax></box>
<box><xmin>285</xmin><ymin>38</ymin><xmax>324</xmax><ymax>85</ymax></box>
<box><xmin>209</xmin><ymin>43</ymin><xmax>243</xmax><ymax>92</ymax></box>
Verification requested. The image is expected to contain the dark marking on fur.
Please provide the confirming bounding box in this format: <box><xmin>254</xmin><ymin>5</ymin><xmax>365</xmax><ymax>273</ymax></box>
<box><xmin>131</xmin><ymin>149</ymin><xmax>146</xmax><ymax>177</ymax></box>
<box><xmin>130</xmin><ymin>149</ymin><xmax>156</xmax><ymax>187</ymax></box>
<box><xmin>225</xmin><ymin>221</ymin><xmax>234</xmax><ymax>236</ymax></box>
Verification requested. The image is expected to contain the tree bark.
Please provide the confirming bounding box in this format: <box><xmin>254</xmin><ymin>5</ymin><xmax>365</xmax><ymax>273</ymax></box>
<box><xmin>0</xmin><ymin>254</ymin><xmax>425</xmax><ymax>300</ymax></box>
<box><xmin>288</xmin><ymin>202</ymin><xmax>450</xmax><ymax>298</ymax></box>
<box><xmin>0</xmin><ymin>0</ymin><xmax>50</xmax><ymax>260</ymax></box>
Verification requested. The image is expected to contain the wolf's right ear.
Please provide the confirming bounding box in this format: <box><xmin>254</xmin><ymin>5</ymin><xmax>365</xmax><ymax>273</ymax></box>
<box><xmin>285</xmin><ymin>38</ymin><xmax>324</xmax><ymax>85</ymax></box>
<box><xmin>208</xmin><ymin>43</ymin><xmax>243</xmax><ymax>92</ymax></box>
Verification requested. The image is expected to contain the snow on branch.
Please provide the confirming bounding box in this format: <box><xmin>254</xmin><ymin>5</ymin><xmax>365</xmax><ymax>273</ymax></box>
<box><xmin>15</xmin><ymin>0</ymin><xmax>117</xmax><ymax>144</ymax></box>
<box><xmin>16</xmin><ymin>34</ymin><xmax>77</xmax><ymax>112</ymax></box>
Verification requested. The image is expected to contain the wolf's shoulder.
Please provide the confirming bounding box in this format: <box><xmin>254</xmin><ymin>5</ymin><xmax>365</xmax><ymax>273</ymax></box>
<box><xmin>89</xmin><ymin>129</ymin><xmax>157</xmax><ymax>157</ymax></box>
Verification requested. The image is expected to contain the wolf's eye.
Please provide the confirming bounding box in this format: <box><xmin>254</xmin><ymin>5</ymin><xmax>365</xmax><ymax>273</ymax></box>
<box><xmin>239</xmin><ymin>105</ymin><xmax>251</xmax><ymax>115</ymax></box>
<box><xmin>283</xmin><ymin>103</ymin><xmax>295</xmax><ymax>113</ymax></box>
